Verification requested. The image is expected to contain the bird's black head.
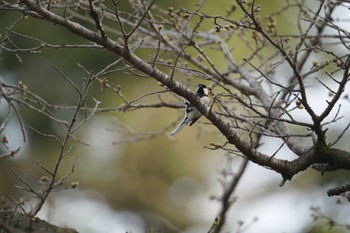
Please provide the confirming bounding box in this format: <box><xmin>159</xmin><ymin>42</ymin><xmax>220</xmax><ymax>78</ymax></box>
<box><xmin>196</xmin><ymin>84</ymin><xmax>208</xmax><ymax>97</ymax></box>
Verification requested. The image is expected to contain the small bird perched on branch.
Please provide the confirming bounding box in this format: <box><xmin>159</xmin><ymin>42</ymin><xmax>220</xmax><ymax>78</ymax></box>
<box><xmin>170</xmin><ymin>84</ymin><xmax>210</xmax><ymax>136</ymax></box>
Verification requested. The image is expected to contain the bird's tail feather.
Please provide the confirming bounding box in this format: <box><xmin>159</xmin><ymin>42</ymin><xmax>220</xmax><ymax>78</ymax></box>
<box><xmin>170</xmin><ymin>119</ymin><xmax>187</xmax><ymax>136</ymax></box>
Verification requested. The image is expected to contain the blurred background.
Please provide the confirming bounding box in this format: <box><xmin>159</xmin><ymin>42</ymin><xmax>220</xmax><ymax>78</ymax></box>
<box><xmin>1</xmin><ymin>1</ymin><xmax>350</xmax><ymax>233</ymax></box>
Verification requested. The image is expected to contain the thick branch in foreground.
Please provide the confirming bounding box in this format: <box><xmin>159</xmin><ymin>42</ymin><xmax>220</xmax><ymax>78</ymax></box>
<box><xmin>0</xmin><ymin>209</ymin><xmax>78</xmax><ymax>233</ymax></box>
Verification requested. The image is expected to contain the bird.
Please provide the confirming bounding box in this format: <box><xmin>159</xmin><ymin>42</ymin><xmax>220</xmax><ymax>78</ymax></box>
<box><xmin>170</xmin><ymin>84</ymin><xmax>210</xmax><ymax>136</ymax></box>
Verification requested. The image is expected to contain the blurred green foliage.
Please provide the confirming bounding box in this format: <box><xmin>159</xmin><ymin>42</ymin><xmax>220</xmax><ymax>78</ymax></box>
<box><xmin>1</xmin><ymin>1</ymin><xmax>349</xmax><ymax>232</ymax></box>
